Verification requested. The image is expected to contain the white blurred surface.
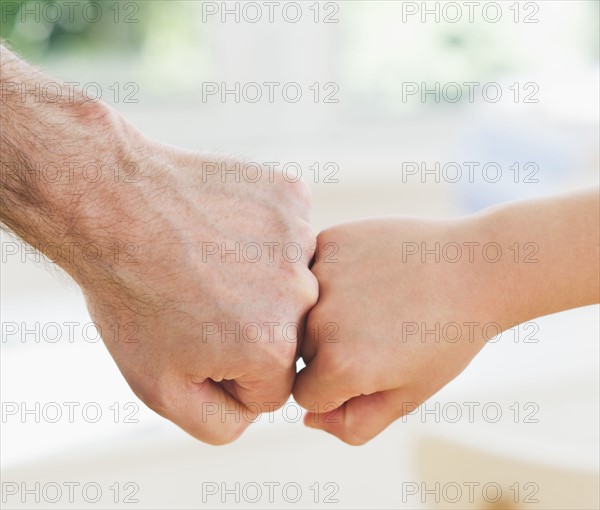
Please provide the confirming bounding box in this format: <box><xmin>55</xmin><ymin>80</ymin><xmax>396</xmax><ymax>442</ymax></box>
<box><xmin>1</xmin><ymin>1</ymin><xmax>599</xmax><ymax>508</ymax></box>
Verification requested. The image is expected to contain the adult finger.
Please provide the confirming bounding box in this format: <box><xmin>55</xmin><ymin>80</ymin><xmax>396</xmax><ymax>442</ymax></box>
<box><xmin>161</xmin><ymin>377</ymin><xmax>253</xmax><ymax>445</ymax></box>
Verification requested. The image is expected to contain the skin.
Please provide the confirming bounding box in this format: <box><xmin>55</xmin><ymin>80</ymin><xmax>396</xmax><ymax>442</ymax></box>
<box><xmin>2</xmin><ymin>44</ymin><xmax>598</xmax><ymax>447</ymax></box>
<box><xmin>1</xmin><ymin>45</ymin><xmax>317</xmax><ymax>445</ymax></box>
<box><xmin>294</xmin><ymin>191</ymin><xmax>599</xmax><ymax>445</ymax></box>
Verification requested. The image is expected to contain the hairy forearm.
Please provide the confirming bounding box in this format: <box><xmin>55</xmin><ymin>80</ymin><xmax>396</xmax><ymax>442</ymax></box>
<box><xmin>0</xmin><ymin>44</ymin><xmax>140</xmax><ymax>280</ymax></box>
<box><xmin>477</xmin><ymin>189</ymin><xmax>600</xmax><ymax>325</ymax></box>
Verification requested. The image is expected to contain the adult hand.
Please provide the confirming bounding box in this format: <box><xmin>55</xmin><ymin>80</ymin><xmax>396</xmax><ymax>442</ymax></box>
<box><xmin>78</xmin><ymin>133</ymin><xmax>318</xmax><ymax>444</ymax></box>
<box><xmin>0</xmin><ymin>43</ymin><xmax>317</xmax><ymax>443</ymax></box>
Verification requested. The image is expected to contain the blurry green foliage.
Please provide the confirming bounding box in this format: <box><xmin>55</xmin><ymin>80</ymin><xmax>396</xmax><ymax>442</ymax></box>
<box><xmin>0</xmin><ymin>0</ymin><xmax>154</xmax><ymax>60</ymax></box>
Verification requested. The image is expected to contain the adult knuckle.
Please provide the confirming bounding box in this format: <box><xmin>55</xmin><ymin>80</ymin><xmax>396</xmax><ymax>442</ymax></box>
<box><xmin>258</xmin><ymin>333</ymin><xmax>296</xmax><ymax>369</ymax></box>
<box><xmin>291</xmin><ymin>178</ymin><xmax>312</xmax><ymax>205</ymax></box>
<box><xmin>296</xmin><ymin>270</ymin><xmax>319</xmax><ymax>309</ymax></box>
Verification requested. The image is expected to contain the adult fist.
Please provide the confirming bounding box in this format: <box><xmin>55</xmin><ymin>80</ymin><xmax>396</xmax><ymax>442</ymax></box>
<box><xmin>71</xmin><ymin>128</ymin><xmax>318</xmax><ymax>444</ymax></box>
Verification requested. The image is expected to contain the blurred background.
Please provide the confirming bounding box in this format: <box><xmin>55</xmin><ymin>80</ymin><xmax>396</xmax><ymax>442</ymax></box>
<box><xmin>1</xmin><ymin>1</ymin><xmax>599</xmax><ymax>508</ymax></box>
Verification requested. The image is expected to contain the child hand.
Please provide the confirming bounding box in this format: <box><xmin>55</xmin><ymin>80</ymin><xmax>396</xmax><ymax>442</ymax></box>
<box><xmin>294</xmin><ymin>216</ymin><xmax>513</xmax><ymax>445</ymax></box>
